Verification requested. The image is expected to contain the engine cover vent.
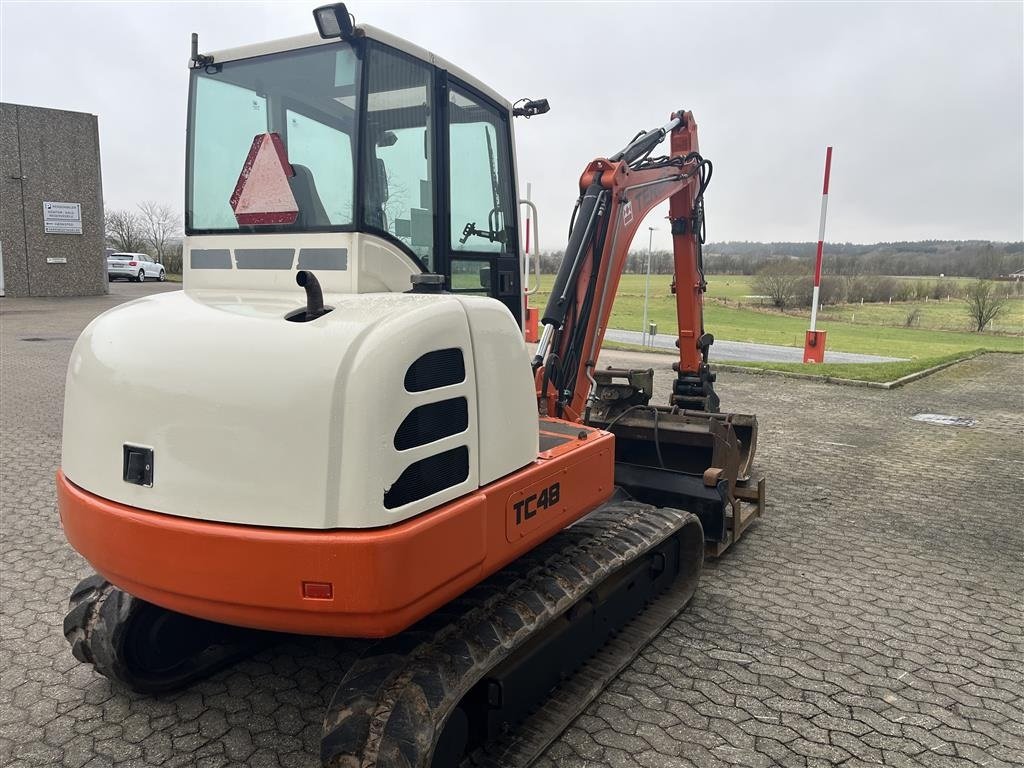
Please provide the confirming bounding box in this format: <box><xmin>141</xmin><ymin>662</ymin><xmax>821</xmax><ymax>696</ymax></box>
<box><xmin>394</xmin><ymin>397</ymin><xmax>469</xmax><ymax>451</ymax></box>
<box><xmin>384</xmin><ymin>446</ymin><xmax>470</xmax><ymax>509</ymax></box>
<box><xmin>404</xmin><ymin>348</ymin><xmax>465</xmax><ymax>392</ymax></box>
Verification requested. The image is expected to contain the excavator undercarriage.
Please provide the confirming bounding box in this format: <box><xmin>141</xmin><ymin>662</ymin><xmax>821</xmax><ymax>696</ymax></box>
<box><xmin>66</xmin><ymin>501</ymin><xmax>704</xmax><ymax>768</ymax></box>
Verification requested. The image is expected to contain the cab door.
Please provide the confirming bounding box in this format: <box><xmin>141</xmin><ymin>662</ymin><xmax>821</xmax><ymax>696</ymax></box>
<box><xmin>438</xmin><ymin>78</ymin><xmax>522</xmax><ymax>324</ymax></box>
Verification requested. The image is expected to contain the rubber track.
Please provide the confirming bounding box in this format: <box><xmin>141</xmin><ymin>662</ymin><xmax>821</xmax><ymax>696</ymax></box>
<box><xmin>320</xmin><ymin>501</ymin><xmax>703</xmax><ymax>768</ymax></box>
<box><xmin>63</xmin><ymin>573</ymin><xmax>269</xmax><ymax>694</ymax></box>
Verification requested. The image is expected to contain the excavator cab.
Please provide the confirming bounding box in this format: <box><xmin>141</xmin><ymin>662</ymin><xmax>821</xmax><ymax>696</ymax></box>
<box><xmin>186</xmin><ymin>22</ymin><xmax>524</xmax><ymax>321</ymax></box>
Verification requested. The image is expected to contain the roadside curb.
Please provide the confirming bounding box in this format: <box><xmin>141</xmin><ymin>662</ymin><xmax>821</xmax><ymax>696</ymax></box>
<box><xmin>715</xmin><ymin>351</ymin><xmax>987</xmax><ymax>390</ymax></box>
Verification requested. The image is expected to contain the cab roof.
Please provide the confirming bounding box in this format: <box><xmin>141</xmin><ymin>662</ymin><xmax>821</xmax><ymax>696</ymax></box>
<box><xmin>199</xmin><ymin>24</ymin><xmax>511</xmax><ymax>112</ymax></box>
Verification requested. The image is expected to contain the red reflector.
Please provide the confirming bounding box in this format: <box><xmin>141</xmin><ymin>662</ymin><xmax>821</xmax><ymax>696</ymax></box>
<box><xmin>128</xmin><ymin>261</ymin><xmax>138</xmax><ymax>266</ymax></box>
<box><xmin>302</xmin><ymin>581</ymin><xmax>333</xmax><ymax>600</ymax></box>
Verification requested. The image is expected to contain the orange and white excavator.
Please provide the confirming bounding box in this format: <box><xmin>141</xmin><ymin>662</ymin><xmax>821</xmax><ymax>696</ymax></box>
<box><xmin>58</xmin><ymin>5</ymin><xmax>763</xmax><ymax>766</ymax></box>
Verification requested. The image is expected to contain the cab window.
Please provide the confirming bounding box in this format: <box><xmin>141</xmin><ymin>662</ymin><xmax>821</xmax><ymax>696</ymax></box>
<box><xmin>448</xmin><ymin>84</ymin><xmax>514</xmax><ymax>255</ymax></box>
<box><xmin>285</xmin><ymin>109</ymin><xmax>355</xmax><ymax>226</ymax></box>
<box><xmin>362</xmin><ymin>45</ymin><xmax>435</xmax><ymax>270</ymax></box>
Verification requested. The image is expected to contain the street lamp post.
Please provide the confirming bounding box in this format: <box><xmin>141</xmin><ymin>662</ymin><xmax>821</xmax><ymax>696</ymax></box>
<box><xmin>642</xmin><ymin>226</ymin><xmax>655</xmax><ymax>347</ymax></box>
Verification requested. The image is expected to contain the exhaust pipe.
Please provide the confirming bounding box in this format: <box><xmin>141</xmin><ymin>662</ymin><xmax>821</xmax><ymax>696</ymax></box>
<box><xmin>295</xmin><ymin>270</ymin><xmax>329</xmax><ymax>321</ymax></box>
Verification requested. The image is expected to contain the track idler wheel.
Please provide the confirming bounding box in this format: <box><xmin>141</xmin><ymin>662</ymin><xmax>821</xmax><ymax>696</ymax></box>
<box><xmin>63</xmin><ymin>574</ymin><xmax>272</xmax><ymax>694</ymax></box>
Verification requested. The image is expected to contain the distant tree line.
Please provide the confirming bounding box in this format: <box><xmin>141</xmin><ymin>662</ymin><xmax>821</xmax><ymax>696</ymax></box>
<box><xmin>703</xmin><ymin>240</ymin><xmax>1023</xmax><ymax>278</ymax></box>
<box><xmin>533</xmin><ymin>240</ymin><xmax>1023</xmax><ymax>280</ymax></box>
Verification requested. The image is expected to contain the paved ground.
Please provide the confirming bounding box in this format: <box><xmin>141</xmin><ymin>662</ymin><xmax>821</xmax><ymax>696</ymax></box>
<box><xmin>604</xmin><ymin>329</ymin><xmax>908</xmax><ymax>364</ymax></box>
<box><xmin>1</xmin><ymin>283</ymin><xmax>1022</xmax><ymax>768</ymax></box>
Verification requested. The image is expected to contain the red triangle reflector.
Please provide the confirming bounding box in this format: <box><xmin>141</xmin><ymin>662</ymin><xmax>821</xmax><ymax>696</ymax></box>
<box><xmin>230</xmin><ymin>132</ymin><xmax>299</xmax><ymax>226</ymax></box>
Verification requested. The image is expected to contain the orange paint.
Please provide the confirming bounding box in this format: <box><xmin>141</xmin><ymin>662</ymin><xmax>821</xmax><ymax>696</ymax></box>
<box><xmin>803</xmin><ymin>330</ymin><xmax>827</xmax><ymax>364</ymax></box>
<box><xmin>57</xmin><ymin>422</ymin><xmax>614</xmax><ymax>638</ymax></box>
<box><xmin>548</xmin><ymin>112</ymin><xmax>710</xmax><ymax>419</ymax></box>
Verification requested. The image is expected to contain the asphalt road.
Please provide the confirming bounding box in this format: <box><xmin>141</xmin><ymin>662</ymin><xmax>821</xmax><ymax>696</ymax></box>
<box><xmin>605</xmin><ymin>329</ymin><xmax>908</xmax><ymax>364</ymax></box>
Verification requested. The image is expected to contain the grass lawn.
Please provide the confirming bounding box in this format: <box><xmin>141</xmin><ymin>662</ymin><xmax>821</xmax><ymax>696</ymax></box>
<box><xmin>531</xmin><ymin>273</ymin><xmax>1024</xmax><ymax>362</ymax></box>
<box><xmin>820</xmin><ymin>297</ymin><xmax>1023</xmax><ymax>333</ymax></box>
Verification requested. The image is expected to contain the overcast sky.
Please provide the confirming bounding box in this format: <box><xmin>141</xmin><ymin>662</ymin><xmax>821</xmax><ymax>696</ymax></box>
<box><xmin>2</xmin><ymin>1</ymin><xmax>1022</xmax><ymax>251</ymax></box>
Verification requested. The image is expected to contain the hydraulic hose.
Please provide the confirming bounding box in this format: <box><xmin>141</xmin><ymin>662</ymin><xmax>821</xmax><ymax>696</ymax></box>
<box><xmin>541</xmin><ymin>180</ymin><xmax>606</xmax><ymax>329</ymax></box>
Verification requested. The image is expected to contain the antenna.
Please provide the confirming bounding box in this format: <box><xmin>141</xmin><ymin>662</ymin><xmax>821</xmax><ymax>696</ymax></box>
<box><xmin>190</xmin><ymin>33</ymin><xmax>214</xmax><ymax>68</ymax></box>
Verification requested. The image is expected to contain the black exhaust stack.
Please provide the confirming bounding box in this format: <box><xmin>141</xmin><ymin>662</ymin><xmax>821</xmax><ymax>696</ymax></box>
<box><xmin>288</xmin><ymin>270</ymin><xmax>332</xmax><ymax>322</ymax></box>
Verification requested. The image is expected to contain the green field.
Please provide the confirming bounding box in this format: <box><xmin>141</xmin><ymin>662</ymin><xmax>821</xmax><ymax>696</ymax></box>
<box><xmin>820</xmin><ymin>298</ymin><xmax>1023</xmax><ymax>333</ymax></box>
<box><xmin>531</xmin><ymin>273</ymin><xmax>1024</xmax><ymax>362</ymax></box>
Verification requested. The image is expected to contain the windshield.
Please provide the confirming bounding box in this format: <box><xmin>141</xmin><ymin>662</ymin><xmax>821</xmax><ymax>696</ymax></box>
<box><xmin>187</xmin><ymin>43</ymin><xmax>360</xmax><ymax>233</ymax></box>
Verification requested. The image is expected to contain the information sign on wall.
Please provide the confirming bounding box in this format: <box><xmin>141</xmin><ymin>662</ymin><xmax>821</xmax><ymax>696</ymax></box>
<box><xmin>43</xmin><ymin>202</ymin><xmax>83</xmax><ymax>235</ymax></box>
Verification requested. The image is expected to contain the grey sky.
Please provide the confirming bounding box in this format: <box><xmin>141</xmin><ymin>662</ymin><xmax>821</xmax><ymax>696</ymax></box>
<box><xmin>2</xmin><ymin>1</ymin><xmax>1021</xmax><ymax>252</ymax></box>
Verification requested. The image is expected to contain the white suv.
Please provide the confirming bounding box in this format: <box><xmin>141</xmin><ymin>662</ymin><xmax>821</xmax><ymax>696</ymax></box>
<box><xmin>107</xmin><ymin>253</ymin><xmax>165</xmax><ymax>282</ymax></box>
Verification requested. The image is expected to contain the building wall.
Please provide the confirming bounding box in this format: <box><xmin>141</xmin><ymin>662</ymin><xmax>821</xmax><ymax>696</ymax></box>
<box><xmin>0</xmin><ymin>102</ymin><xmax>107</xmax><ymax>297</ymax></box>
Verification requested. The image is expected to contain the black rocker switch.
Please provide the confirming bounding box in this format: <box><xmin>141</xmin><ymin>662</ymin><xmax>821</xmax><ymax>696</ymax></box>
<box><xmin>123</xmin><ymin>445</ymin><xmax>153</xmax><ymax>487</ymax></box>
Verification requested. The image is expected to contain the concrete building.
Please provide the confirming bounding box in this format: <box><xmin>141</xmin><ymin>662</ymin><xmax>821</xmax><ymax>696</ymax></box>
<box><xmin>0</xmin><ymin>102</ymin><xmax>107</xmax><ymax>297</ymax></box>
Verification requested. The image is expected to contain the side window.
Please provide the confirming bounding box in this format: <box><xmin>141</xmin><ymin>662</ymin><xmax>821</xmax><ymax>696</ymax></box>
<box><xmin>285</xmin><ymin>109</ymin><xmax>355</xmax><ymax>225</ymax></box>
<box><xmin>362</xmin><ymin>46</ymin><xmax>434</xmax><ymax>269</ymax></box>
<box><xmin>191</xmin><ymin>78</ymin><xmax>268</xmax><ymax>229</ymax></box>
<box><xmin>448</xmin><ymin>85</ymin><xmax>514</xmax><ymax>254</ymax></box>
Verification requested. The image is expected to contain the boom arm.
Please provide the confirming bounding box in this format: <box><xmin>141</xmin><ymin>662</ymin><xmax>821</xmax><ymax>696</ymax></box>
<box><xmin>534</xmin><ymin>111</ymin><xmax>717</xmax><ymax>420</ymax></box>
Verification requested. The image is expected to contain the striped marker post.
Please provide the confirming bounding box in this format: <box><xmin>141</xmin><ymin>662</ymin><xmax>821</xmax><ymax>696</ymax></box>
<box><xmin>803</xmin><ymin>146</ymin><xmax>833</xmax><ymax>363</ymax></box>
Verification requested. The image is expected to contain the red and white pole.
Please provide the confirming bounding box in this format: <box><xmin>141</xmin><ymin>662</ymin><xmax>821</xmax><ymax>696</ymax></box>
<box><xmin>803</xmin><ymin>146</ymin><xmax>833</xmax><ymax>363</ymax></box>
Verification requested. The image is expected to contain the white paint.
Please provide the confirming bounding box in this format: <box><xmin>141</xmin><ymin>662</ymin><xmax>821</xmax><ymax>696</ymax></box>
<box><xmin>817</xmin><ymin>194</ymin><xmax>829</xmax><ymax>241</ymax></box>
<box><xmin>62</xmin><ymin>289</ymin><xmax>538</xmax><ymax>529</ymax></box>
<box><xmin>46</xmin><ymin>257</ymin><xmax>67</xmax><ymax>264</ymax></box>
<box><xmin>183</xmin><ymin>231</ymin><xmax>417</xmax><ymax>294</ymax></box>
<box><xmin>203</xmin><ymin>25</ymin><xmax>510</xmax><ymax>111</ymax></box>
<box><xmin>809</xmin><ymin>284</ymin><xmax>821</xmax><ymax>331</ymax></box>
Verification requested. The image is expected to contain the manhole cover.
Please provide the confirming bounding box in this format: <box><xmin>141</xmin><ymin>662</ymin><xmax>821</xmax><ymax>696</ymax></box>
<box><xmin>912</xmin><ymin>413</ymin><xmax>976</xmax><ymax>427</ymax></box>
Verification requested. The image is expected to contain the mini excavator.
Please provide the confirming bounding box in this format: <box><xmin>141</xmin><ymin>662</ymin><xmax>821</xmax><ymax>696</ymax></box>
<box><xmin>58</xmin><ymin>5</ymin><xmax>764</xmax><ymax>766</ymax></box>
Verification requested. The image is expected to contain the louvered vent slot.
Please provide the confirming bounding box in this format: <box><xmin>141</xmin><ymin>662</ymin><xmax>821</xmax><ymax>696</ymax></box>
<box><xmin>394</xmin><ymin>398</ymin><xmax>469</xmax><ymax>451</ymax></box>
<box><xmin>384</xmin><ymin>446</ymin><xmax>470</xmax><ymax>509</ymax></box>
<box><xmin>404</xmin><ymin>348</ymin><xmax>465</xmax><ymax>392</ymax></box>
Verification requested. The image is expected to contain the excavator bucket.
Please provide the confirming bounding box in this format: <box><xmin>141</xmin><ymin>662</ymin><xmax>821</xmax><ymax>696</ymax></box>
<box><xmin>587</xmin><ymin>368</ymin><xmax>765</xmax><ymax>556</ymax></box>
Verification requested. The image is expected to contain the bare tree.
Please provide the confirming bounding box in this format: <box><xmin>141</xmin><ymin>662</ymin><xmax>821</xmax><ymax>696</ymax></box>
<box><xmin>753</xmin><ymin>260</ymin><xmax>810</xmax><ymax>310</ymax></box>
<box><xmin>964</xmin><ymin>280</ymin><xmax>1008</xmax><ymax>332</ymax></box>
<box><xmin>105</xmin><ymin>209</ymin><xmax>146</xmax><ymax>253</ymax></box>
<box><xmin>163</xmin><ymin>242</ymin><xmax>184</xmax><ymax>275</ymax></box>
<box><xmin>137</xmin><ymin>201</ymin><xmax>181</xmax><ymax>265</ymax></box>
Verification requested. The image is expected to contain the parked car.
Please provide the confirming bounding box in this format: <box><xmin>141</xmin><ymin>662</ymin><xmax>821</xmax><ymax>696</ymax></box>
<box><xmin>107</xmin><ymin>253</ymin><xmax>165</xmax><ymax>282</ymax></box>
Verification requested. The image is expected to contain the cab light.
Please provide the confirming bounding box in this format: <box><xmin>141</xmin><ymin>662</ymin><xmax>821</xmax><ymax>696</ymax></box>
<box><xmin>314</xmin><ymin>3</ymin><xmax>354</xmax><ymax>40</ymax></box>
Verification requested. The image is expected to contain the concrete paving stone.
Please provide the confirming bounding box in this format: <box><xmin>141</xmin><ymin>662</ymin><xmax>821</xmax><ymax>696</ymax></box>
<box><xmin>2</xmin><ymin>283</ymin><xmax>1022</xmax><ymax>767</ymax></box>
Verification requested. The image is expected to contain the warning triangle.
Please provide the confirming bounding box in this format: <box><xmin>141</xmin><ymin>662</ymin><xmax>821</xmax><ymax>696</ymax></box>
<box><xmin>230</xmin><ymin>133</ymin><xmax>299</xmax><ymax>226</ymax></box>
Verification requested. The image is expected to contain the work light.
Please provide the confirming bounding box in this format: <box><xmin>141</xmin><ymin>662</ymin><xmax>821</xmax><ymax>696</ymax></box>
<box><xmin>314</xmin><ymin>3</ymin><xmax>355</xmax><ymax>40</ymax></box>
